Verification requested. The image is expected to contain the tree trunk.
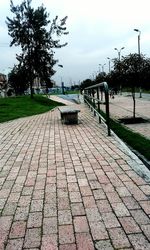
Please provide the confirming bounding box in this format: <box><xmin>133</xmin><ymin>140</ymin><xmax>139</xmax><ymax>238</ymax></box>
<box><xmin>30</xmin><ymin>80</ymin><xmax>34</xmax><ymax>99</ymax></box>
<box><xmin>132</xmin><ymin>88</ymin><xmax>136</xmax><ymax>119</ymax></box>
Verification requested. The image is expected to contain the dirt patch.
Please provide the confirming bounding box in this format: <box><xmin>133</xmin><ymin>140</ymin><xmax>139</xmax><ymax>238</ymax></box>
<box><xmin>118</xmin><ymin>117</ymin><xmax>149</xmax><ymax>124</ymax></box>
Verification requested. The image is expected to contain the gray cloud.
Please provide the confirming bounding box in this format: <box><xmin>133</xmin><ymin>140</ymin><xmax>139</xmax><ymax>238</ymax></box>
<box><xmin>1</xmin><ymin>0</ymin><xmax>150</xmax><ymax>85</ymax></box>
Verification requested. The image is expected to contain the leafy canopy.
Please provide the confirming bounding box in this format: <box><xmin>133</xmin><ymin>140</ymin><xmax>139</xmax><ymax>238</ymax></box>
<box><xmin>6</xmin><ymin>0</ymin><xmax>68</xmax><ymax>96</ymax></box>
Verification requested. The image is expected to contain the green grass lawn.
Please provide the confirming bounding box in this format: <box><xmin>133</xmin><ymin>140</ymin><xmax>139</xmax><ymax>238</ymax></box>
<box><xmin>0</xmin><ymin>95</ymin><xmax>64</xmax><ymax>123</ymax></box>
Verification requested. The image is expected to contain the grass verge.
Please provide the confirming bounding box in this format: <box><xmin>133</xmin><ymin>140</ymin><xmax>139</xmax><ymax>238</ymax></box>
<box><xmin>0</xmin><ymin>95</ymin><xmax>64</xmax><ymax>123</ymax></box>
<box><xmin>99</xmin><ymin>109</ymin><xmax>150</xmax><ymax>161</ymax></box>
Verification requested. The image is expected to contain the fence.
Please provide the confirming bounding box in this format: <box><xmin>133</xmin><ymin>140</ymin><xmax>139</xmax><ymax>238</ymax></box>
<box><xmin>84</xmin><ymin>82</ymin><xmax>111</xmax><ymax>136</ymax></box>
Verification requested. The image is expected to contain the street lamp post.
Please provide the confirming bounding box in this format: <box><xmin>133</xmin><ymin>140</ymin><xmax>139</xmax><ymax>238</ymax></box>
<box><xmin>107</xmin><ymin>57</ymin><xmax>111</xmax><ymax>73</ymax></box>
<box><xmin>134</xmin><ymin>28</ymin><xmax>142</xmax><ymax>98</ymax></box>
<box><xmin>114</xmin><ymin>47</ymin><xmax>125</xmax><ymax>60</ymax></box>
<box><xmin>114</xmin><ymin>47</ymin><xmax>125</xmax><ymax>95</ymax></box>
<box><xmin>134</xmin><ymin>29</ymin><xmax>141</xmax><ymax>55</ymax></box>
<box><xmin>58</xmin><ymin>64</ymin><xmax>65</xmax><ymax>94</ymax></box>
<box><xmin>102</xmin><ymin>63</ymin><xmax>106</xmax><ymax>72</ymax></box>
<box><xmin>99</xmin><ymin>64</ymin><xmax>101</xmax><ymax>74</ymax></box>
<box><xmin>99</xmin><ymin>63</ymin><xmax>106</xmax><ymax>73</ymax></box>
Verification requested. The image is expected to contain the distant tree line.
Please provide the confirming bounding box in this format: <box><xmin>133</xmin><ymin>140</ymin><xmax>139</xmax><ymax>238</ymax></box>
<box><xmin>80</xmin><ymin>53</ymin><xmax>150</xmax><ymax>118</ymax></box>
<box><xmin>80</xmin><ymin>53</ymin><xmax>150</xmax><ymax>92</ymax></box>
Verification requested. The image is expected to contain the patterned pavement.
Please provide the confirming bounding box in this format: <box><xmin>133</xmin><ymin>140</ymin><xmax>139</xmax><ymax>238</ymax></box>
<box><xmin>0</xmin><ymin>96</ymin><xmax>150</xmax><ymax>250</ymax></box>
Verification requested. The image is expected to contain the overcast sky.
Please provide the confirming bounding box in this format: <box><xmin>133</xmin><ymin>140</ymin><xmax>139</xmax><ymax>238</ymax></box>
<box><xmin>1</xmin><ymin>0</ymin><xmax>150</xmax><ymax>86</ymax></box>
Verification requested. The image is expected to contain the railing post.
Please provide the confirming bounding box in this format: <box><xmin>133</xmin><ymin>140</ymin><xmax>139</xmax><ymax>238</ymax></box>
<box><xmin>89</xmin><ymin>90</ymin><xmax>92</xmax><ymax>111</ymax></box>
<box><xmin>104</xmin><ymin>82</ymin><xmax>111</xmax><ymax>136</ymax></box>
<box><xmin>92</xmin><ymin>89</ymin><xmax>96</xmax><ymax>116</ymax></box>
<box><xmin>84</xmin><ymin>82</ymin><xmax>111</xmax><ymax>136</ymax></box>
<box><xmin>96</xmin><ymin>87</ymin><xmax>101</xmax><ymax>123</ymax></box>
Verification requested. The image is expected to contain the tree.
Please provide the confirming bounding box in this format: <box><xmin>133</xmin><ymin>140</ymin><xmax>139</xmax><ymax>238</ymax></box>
<box><xmin>8</xmin><ymin>66</ymin><xmax>29</xmax><ymax>95</ymax></box>
<box><xmin>114</xmin><ymin>53</ymin><xmax>147</xmax><ymax>118</ymax></box>
<box><xmin>95</xmin><ymin>72</ymin><xmax>106</xmax><ymax>84</ymax></box>
<box><xmin>6</xmin><ymin>0</ymin><xmax>68</xmax><ymax>98</ymax></box>
<box><xmin>80</xmin><ymin>79</ymin><xmax>94</xmax><ymax>93</ymax></box>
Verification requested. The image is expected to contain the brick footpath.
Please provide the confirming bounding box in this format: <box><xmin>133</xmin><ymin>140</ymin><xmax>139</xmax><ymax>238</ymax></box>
<box><xmin>0</xmin><ymin>96</ymin><xmax>150</xmax><ymax>250</ymax></box>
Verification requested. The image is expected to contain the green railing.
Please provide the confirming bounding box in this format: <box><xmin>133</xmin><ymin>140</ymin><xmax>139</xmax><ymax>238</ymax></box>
<box><xmin>84</xmin><ymin>82</ymin><xmax>111</xmax><ymax>136</ymax></box>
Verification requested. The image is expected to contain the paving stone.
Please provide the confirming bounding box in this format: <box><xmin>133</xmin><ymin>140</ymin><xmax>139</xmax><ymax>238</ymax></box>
<box><xmin>5</xmin><ymin>239</ymin><xmax>24</xmax><ymax>250</ymax></box>
<box><xmin>68</xmin><ymin>183</ymin><xmax>79</xmax><ymax>192</ymax></box>
<box><xmin>30</xmin><ymin>199</ymin><xmax>43</xmax><ymax>212</ymax></box>
<box><xmin>89</xmin><ymin>221</ymin><xmax>109</xmax><ymax>240</ymax></box>
<box><xmin>57</xmin><ymin>188</ymin><xmax>68</xmax><ymax>198</ymax></box>
<box><xmin>2</xmin><ymin>202</ymin><xmax>17</xmax><ymax>216</ymax></box>
<box><xmin>128</xmin><ymin>233</ymin><xmax>150</xmax><ymax>250</ymax></box>
<box><xmin>43</xmin><ymin>217</ymin><xmax>57</xmax><ymax>235</ymax></box>
<box><xmin>41</xmin><ymin>234</ymin><xmax>58</xmax><ymax>250</ymax></box>
<box><xmin>108</xmin><ymin>227</ymin><xmax>131</xmax><ymax>248</ymax></box>
<box><xmin>76</xmin><ymin>172</ymin><xmax>86</xmax><ymax>179</ymax></box>
<box><xmin>126</xmin><ymin>170</ymin><xmax>146</xmax><ymax>185</ymax></box>
<box><xmin>78</xmin><ymin>178</ymin><xmax>89</xmax><ymax>187</ymax></box>
<box><xmin>44</xmin><ymin>203</ymin><xmax>57</xmax><ymax>217</ymax></box>
<box><xmin>102</xmin><ymin>212</ymin><xmax>120</xmax><ymax>228</ymax></box>
<box><xmin>119</xmin><ymin>216</ymin><xmax>141</xmax><ymax>234</ymax></box>
<box><xmin>57</xmin><ymin>196</ymin><xmax>69</xmax><ymax>209</ymax></box>
<box><xmin>124</xmin><ymin>181</ymin><xmax>147</xmax><ymax>201</ymax></box>
<box><xmin>24</xmin><ymin>228</ymin><xmax>41</xmax><ymax>248</ymax></box>
<box><xmin>18</xmin><ymin>195</ymin><xmax>31</xmax><ymax>207</ymax></box>
<box><xmin>139</xmin><ymin>185</ymin><xmax>150</xmax><ymax>195</ymax></box>
<box><xmin>89</xmin><ymin>180</ymin><xmax>102</xmax><ymax>190</ymax></box>
<box><xmin>0</xmin><ymin>216</ymin><xmax>13</xmax><ymax>243</ymax></box>
<box><xmin>97</xmin><ymin>199</ymin><xmax>112</xmax><ymax>213</ymax></box>
<box><xmin>111</xmin><ymin>202</ymin><xmax>130</xmax><ymax>217</ymax></box>
<box><xmin>59</xmin><ymin>225</ymin><xmax>75</xmax><ymax>244</ymax></box>
<box><xmin>86</xmin><ymin>207</ymin><xmax>102</xmax><ymax>222</ymax></box>
<box><xmin>93</xmin><ymin>188</ymin><xmax>106</xmax><ymax>200</ymax></box>
<box><xmin>71</xmin><ymin>203</ymin><xmax>85</xmax><ymax>216</ymax></box>
<box><xmin>106</xmin><ymin>191</ymin><xmax>122</xmax><ymax>203</ymax></box>
<box><xmin>76</xmin><ymin>233</ymin><xmax>95</xmax><ymax>250</ymax></box>
<box><xmin>83</xmin><ymin>196</ymin><xmax>96</xmax><ymax>208</ymax></box>
<box><xmin>67</xmin><ymin>175</ymin><xmax>77</xmax><ymax>183</ymax></box>
<box><xmin>122</xmin><ymin>196</ymin><xmax>140</xmax><ymax>210</ymax></box>
<box><xmin>141</xmin><ymin>224</ymin><xmax>150</xmax><ymax>240</ymax></box>
<box><xmin>58</xmin><ymin>210</ymin><xmax>72</xmax><ymax>225</ymax></box>
<box><xmin>94</xmin><ymin>240</ymin><xmax>114</xmax><ymax>250</ymax></box>
<box><xmin>116</xmin><ymin>186</ymin><xmax>132</xmax><ymax>197</ymax></box>
<box><xmin>14</xmin><ymin>207</ymin><xmax>29</xmax><ymax>221</ymax></box>
<box><xmin>130</xmin><ymin>209</ymin><xmax>150</xmax><ymax>225</ymax></box>
<box><xmin>140</xmin><ymin>200</ymin><xmax>150</xmax><ymax>215</ymax></box>
<box><xmin>7</xmin><ymin>192</ymin><xmax>21</xmax><ymax>203</ymax></box>
<box><xmin>9</xmin><ymin>221</ymin><xmax>26</xmax><ymax>238</ymax></box>
<box><xmin>74</xmin><ymin>216</ymin><xmax>89</xmax><ymax>232</ymax></box>
<box><xmin>69</xmin><ymin>191</ymin><xmax>82</xmax><ymax>203</ymax></box>
<box><xmin>27</xmin><ymin>212</ymin><xmax>42</xmax><ymax>228</ymax></box>
<box><xmin>0</xmin><ymin>198</ymin><xmax>6</xmax><ymax>210</ymax></box>
<box><xmin>79</xmin><ymin>186</ymin><xmax>92</xmax><ymax>196</ymax></box>
<box><xmin>59</xmin><ymin>244</ymin><xmax>77</xmax><ymax>250</ymax></box>
<box><xmin>101</xmin><ymin>183</ymin><xmax>115</xmax><ymax>193</ymax></box>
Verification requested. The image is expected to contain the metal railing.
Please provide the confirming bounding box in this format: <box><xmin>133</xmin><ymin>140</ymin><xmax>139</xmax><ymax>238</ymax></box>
<box><xmin>84</xmin><ymin>82</ymin><xmax>111</xmax><ymax>136</ymax></box>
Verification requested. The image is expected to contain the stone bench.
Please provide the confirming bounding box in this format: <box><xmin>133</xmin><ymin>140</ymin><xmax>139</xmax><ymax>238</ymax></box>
<box><xmin>59</xmin><ymin>106</ymin><xmax>80</xmax><ymax>124</ymax></box>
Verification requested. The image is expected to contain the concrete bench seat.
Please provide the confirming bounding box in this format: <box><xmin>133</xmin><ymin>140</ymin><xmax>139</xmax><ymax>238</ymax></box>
<box><xmin>59</xmin><ymin>106</ymin><xmax>80</xmax><ymax>124</ymax></box>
